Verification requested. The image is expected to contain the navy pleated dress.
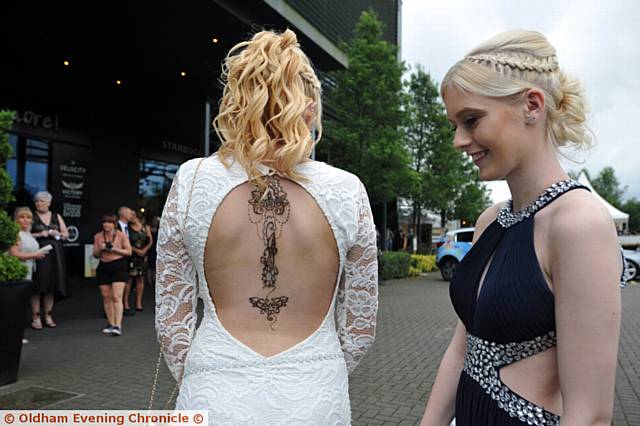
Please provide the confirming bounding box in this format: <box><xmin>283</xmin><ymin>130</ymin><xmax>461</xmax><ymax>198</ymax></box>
<box><xmin>450</xmin><ymin>180</ymin><xmax>590</xmax><ymax>426</ymax></box>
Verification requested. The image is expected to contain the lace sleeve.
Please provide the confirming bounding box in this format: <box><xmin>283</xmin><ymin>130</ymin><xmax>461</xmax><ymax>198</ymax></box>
<box><xmin>337</xmin><ymin>181</ymin><xmax>379</xmax><ymax>374</ymax></box>
<box><xmin>155</xmin><ymin>166</ymin><xmax>198</xmax><ymax>381</ymax></box>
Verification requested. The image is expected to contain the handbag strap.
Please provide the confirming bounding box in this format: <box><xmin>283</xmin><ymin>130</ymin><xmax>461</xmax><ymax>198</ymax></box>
<box><xmin>148</xmin><ymin>157</ymin><xmax>206</xmax><ymax>410</ymax></box>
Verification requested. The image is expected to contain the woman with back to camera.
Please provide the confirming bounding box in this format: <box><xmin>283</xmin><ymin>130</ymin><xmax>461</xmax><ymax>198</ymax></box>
<box><xmin>94</xmin><ymin>213</ymin><xmax>132</xmax><ymax>336</ymax></box>
<box><xmin>155</xmin><ymin>29</ymin><xmax>378</xmax><ymax>423</ymax></box>
<box><xmin>420</xmin><ymin>31</ymin><xmax>622</xmax><ymax>426</ymax></box>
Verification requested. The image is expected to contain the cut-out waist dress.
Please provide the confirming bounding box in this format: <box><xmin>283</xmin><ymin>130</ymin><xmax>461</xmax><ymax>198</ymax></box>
<box><xmin>450</xmin><ymin>181</ymin><xmax>589</xmax><ymax>425</ymax></box>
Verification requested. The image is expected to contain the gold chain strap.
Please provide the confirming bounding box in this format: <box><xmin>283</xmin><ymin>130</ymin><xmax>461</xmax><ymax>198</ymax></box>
<box><xmin>148</xmin><ymin>157</ymin><xmax>206</xmax><ymax>410</ymax></box>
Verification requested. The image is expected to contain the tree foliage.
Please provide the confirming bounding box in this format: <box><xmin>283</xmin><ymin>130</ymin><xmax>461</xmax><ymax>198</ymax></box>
<box><xmin>590</xmin><ymin>167</ymin><xmax>626</xmax><ymax>209</ymax></box>
<box><xmin>0</xmin><ymin>110</ymin><xmax>27</xmax><ymax>280</ymax></box>
<box><xmin>622</xmin><ymin>198</ymin><xmax>640</xmax><ymax>234</ymax></box>
<box><xmin>404</xmin><ymin>67</ymin><xmax>490</xmax><ymax>228</ymax></box>
<box><xmin>319</xmin><ymin>9</ymin><xmax>415</xmax><ymax>205</ymax></box>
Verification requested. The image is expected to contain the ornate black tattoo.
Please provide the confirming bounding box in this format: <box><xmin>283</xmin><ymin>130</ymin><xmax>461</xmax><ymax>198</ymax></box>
<box><xmin>248</xmin><ymin>175</ymin><xmax>290</xmax><ymax>327</ymax></box>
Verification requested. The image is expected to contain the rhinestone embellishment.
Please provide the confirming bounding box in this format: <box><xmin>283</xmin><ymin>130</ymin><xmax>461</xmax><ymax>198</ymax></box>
<box><xmin>463</xmin><ymin>332</ymin><xmax>560</xmax><ymax>425</ymax></box>
<box><xmin>497</xmin><ymin>180</ymin><xmax>586</xmax><ymax>228</ymax></box>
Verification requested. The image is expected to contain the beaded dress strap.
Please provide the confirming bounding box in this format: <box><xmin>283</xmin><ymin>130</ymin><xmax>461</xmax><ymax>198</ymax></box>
<box><xmin>497</xmin><ymin>180</ymin><xmax>589</xmax><ymax>228</ymax></box>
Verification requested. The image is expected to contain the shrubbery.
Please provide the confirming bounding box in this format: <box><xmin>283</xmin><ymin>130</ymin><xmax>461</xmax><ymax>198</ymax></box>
<box><xmin>379</xmin><ymin>251</ymin><xmax>412</xmax><ymax>281</ymax></box>
<box><xmin>0</xmin><ymin>110</ymin><xmax>27</xmax><ymax>281</ymax></box>
<box><xmin>379</xmin><ymin>252</ymin><xmax>438</xmax><ymax>280</ymax></box>
<box><xmin>411</xmin><ymin>254</ymin><xmax>438</xmax><ymax>273</ymax></box>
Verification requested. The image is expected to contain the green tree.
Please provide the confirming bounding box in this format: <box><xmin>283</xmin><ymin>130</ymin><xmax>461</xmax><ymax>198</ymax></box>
<box><xmin>404</xmin><ymin>67</ymin><xmax>489</xmax><ymax>230</ymax></box>
<box><xmin>320</xmin><ymin>9</ymin><xmax>415</xmax><ymax>209</ymax></box>
<box><xmin>591</xmin><ymin>167</ymin><xmax>626</xmax><ymax>209</ymax></box>
<box><xmin>0</xmin><ymin>110</ymin><xmax>28</xmax><ymax>281</ymax></box>
<box><xmin>622</xmin><ymin>198</ymin><xmax>640</xmax><ymax>234</ymax></box>
<box><xmin>454</xmin><ymin>163</ymin><xmax>492</xmax><ymax>225</ymax></box>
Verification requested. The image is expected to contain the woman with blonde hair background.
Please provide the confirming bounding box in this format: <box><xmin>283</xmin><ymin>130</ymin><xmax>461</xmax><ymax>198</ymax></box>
<box><xmin>420</xmin><ymin>31</ymin><xmax>623</xmax><ymax>426</ymax></box>
<box><xmin>10</xmin><ymin>207</ymin><xmax>46</xmax><ymax>284</ymax></box>
<box><xmin>156</xmin><ymin>29</ymin><xmax>378</xmax><ymax>423</ymax></box>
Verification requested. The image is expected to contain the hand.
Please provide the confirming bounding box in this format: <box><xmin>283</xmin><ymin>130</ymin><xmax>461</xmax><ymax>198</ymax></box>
<box><xmin>33</xmin><ymin>252</ymin><xmax>46</xmax><ymax>260</ymax></box>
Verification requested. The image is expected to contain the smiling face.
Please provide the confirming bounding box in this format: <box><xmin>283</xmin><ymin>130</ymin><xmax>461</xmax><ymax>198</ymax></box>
<box><xmin>443</xmin><ymin>86</ymin><xmax>535</xmax><ymax>181</ymax></box>
<box><xmin>16</xmin><ymin>213</ymin><xmax>32</xmax><ymax>231</ymax></box>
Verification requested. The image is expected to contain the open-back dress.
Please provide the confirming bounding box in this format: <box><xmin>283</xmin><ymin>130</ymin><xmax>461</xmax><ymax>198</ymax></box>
<box><xmin>155</xmin><ymin>155</ymin><xmax>378</xmax><ymax>425</ymax></box>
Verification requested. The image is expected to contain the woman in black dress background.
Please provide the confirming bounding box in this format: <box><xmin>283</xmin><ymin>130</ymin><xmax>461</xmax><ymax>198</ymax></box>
<box><xmin>124</xmin><ymin>211</ymin><xmax>152</xmax><ymax>313</ymax></box>
<box><xmin>31</xmin><ymin>191</ymin><xmax>68</xmax><ymax>329</ymax></box>
<box><xmin>421</xmin><ymin>31</ymin><xmax>622</xmax><ymax>425</ymax></box>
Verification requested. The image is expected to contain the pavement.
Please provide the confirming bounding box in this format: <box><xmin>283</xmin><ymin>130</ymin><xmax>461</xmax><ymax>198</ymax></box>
<box><xmin>1</xmin><ymin>274</ymin><xmax>639</xmax><ymax>425</ymax></box>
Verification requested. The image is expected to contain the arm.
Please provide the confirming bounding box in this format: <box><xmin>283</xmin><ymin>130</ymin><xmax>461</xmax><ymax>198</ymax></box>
<box><xmin>57</xmin><ymin>214</ymin><xmax>69</xmax><ymax>239</ymax></box>
<box><xmin>140</xmin><ymin>227</ymin><xmax>154</xmax><ymax>255</ymax></box>
<box><xmin>115</xmin><ymin>232</ymin><xmax>132</xmax><ymax>257</ymax></box>
<box><xmin>155</xmin><ymin>166</ymin><xmax>198</xmax><ymax>381</ymax></box>
<box><xmin>337</xmin><ymin>180</ymin><xmax>378</xmax><ymax>374</ymax></box>
<box><xmin>9</xmin><ymin>238</ymin><xmax>45</xmax><ymax>261</ymax></box>
<box><xmin>551</xmin><ymin>199</ymin><xmax>621</xmax><ymax>425</ymax></box>
<box><xmin>420</xmin><ymin>321</ymin><xmax>467</xmax><ymax>426</ymax></box>
<box><xmin>93</xmin><ymin>234</ymin><xmax>103</xmax><ymax>258</ymax></box>
<box><xmin>421</xmin><ymin>202</ymin><xmax>503</xmax><ymax>425</ymax></box>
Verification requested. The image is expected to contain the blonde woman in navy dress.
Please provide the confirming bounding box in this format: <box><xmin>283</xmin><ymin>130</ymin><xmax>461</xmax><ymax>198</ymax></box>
<box><xmin>421</xmin><ymin>31</ymin><xmax>622</xmax><ymax>426</ymax></box>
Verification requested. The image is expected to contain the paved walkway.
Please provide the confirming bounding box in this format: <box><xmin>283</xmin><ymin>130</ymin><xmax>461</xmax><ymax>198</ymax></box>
<box><xmin>1</xmin><ymin>274</ymin><xmax>639</xmax><ymax>425</ymax></box>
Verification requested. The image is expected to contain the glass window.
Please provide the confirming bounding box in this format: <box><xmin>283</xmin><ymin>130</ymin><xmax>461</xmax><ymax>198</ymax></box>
<box><xmin>138</xmin><ymin>159</ymin><xmax>179</xmax><ymax>221</ymax></box>
<box><xmin>455</xmin><ymin>231</ymin><xmax>474</xmax><ymax>243</ymax></box>
<box><xmin>24</xmin><ymin>138</ymin><xmax>49</xmax><ymax>201</ymax></box>
<box><xmin>7</xmin><ymin>135</ymin><xmax>50</xmax><ymax>208</ymax></box>
<box><xmin>7</xmin><ymin>134</ymin><xmax>18</xmax><ymax>185</ymax></box>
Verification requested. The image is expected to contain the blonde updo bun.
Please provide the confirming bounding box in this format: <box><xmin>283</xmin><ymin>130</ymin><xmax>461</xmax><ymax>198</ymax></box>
<box><xmin>441</xmin><ymin>30</ymin><xmax>592</xmax><ymax>150</ymax></box>
<box><xmin>214</xmin><ymin>29</ymin><xmax>323</xmax><ymax>185</ymax></box>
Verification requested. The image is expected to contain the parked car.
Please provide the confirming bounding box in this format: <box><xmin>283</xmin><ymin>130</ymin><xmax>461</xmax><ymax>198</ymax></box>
<box><xmin>436</xmin><ymin>228</ymin><xmax>475</xmax><ymax>281</ymax></box>
<box><xmin>623</xmin><ymin>249</ymin><xmax>639</xmax><ymax>282</ymax></box>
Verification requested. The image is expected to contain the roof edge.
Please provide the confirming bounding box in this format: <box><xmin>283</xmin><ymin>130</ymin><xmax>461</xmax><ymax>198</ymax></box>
<box><xmin>263</xmin><ymin>0</ymin><xmax>349</xmax><ymax>68</ymax></box>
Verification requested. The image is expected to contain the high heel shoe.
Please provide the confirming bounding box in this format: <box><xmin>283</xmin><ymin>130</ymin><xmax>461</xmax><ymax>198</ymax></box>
<box><xmin>31</xmin><ymin>313</ymin><xmax>43</xmax><ymax>330</ymax></box>
<box><xmin>44</xmin><ymin>312</ymin><xmax>57</xmax><ymax>328</ymax></box>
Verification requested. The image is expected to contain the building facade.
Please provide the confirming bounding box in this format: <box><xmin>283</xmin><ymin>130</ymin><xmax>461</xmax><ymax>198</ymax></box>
<box><xmin>1</xmin><ymin>0</ymin><xmax>400</xmax><ymax>278</ymax></box>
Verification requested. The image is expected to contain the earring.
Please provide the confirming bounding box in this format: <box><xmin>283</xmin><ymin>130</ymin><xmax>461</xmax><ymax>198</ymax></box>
<box><xmin>525</xmin><ymin>115</ymin><xmax>536</xmax><ymax>125</ymax></box>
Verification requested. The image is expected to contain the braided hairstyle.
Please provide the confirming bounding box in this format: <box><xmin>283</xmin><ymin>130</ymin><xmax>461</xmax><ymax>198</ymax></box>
<box><xmin>215</xmin><ymin>29</ymin><xmax>323</xmax><ymax>187</ymax></box>
<box><xmin>441</xmin><ymin>30</ymin><xmax>592</xmax><ymax>150</ymax></box>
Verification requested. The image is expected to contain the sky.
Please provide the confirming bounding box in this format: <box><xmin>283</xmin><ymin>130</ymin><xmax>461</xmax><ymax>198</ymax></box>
<box><xmin>401</xmin><ymin>0</ymin><xmax>639</xmax><ymax>202</ymax></box>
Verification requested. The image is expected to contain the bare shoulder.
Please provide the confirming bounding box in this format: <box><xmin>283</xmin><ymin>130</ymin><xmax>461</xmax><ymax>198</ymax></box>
<box><xmin>547</xmin><ymin>189</ymin><xmax>617</xmax><ymax>240</ymax></box>
<box><xmin>473</xmin><ymin>201</ymin><xmax>507</xmax><ymax>243</ymax></box>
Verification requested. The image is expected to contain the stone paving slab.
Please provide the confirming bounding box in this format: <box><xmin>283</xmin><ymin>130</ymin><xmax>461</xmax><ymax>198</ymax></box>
<box><xmin>1</xmin><ymin>274</ymin><xmax>638</xmax><ymax>425</ymax></box>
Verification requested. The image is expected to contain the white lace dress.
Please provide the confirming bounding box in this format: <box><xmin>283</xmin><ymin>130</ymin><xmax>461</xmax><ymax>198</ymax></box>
<box><xmin>155</xmin><ymin>155</ymin><xmax>378</xmax><ymax>425</ymax></box>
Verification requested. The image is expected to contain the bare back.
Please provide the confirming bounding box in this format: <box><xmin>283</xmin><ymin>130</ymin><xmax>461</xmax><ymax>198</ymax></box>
<box><xmin>204</xmin><ymin>177</ymin><xmax>339</xmax><ymax>357</ymax></box>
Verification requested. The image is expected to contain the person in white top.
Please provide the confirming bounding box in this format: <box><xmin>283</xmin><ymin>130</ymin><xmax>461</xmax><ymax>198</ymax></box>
<box><xmin>10</xmin><ymin>207</ymin><xmax>46</xmax><ymax>278</ymax></box>
<box><xmin>9</xmin><ymin>207</ymin><xmax>47</xmax><ymax>330</ymax></box>
<box><xmin>155</xmin><ymin>29</ymin><xmax>378</xmax><ymax>424</ymax></box>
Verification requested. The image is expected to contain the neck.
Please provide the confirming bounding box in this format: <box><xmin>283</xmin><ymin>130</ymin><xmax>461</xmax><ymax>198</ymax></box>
<box><xmin>505</xmin><ymin>146</ymin><xmax>568</xmax><ymax>212</ymax></box>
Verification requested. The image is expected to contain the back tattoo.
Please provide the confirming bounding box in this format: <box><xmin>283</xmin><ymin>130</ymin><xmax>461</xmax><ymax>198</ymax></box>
<box><xmin>248</xmin><ymin>175</ymin><xmax>290</xmax><ymax>327</ymax></box>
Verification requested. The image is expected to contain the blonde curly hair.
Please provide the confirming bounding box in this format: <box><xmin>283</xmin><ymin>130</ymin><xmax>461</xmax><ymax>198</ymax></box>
<box><xmin>214</xmin><ymin>29</ymin><xmax>322</xmax><ymax>185</ymax></box>
<box><xmin>441</xmin><ymin>30</ymin><xmax>592</xmax><ymax>151</ymax></box>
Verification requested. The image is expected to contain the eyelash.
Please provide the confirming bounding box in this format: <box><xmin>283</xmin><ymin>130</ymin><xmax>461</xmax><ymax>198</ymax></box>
<box><xmin>463</xmin><ymin>116</ymin><xmax>479</xmax><ymax>129</ymax></box>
